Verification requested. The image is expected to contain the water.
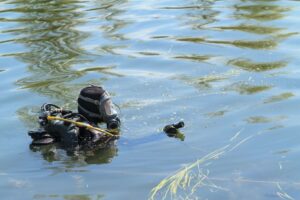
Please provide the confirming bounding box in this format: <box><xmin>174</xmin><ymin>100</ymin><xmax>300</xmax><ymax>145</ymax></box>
<box><xmin>1</xmin><ymin>0</ymin><xmax>300</xmax><ymax>199</ymax></box>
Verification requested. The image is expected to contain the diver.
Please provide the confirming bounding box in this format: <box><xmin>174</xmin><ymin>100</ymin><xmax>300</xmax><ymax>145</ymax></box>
<box><xmin>77</xmin><ymin>85</ymin><xmax>120</xmax><ymax>129</ymax></box>
<box><xmin>28</xmin><ymin>85</ymin><xmax>120</xmax><ymax>149</ymax></box>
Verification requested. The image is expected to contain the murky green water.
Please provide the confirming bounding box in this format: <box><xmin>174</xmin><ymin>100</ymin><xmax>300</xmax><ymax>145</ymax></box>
<box><xmin>1</xmin><ymin>0</ymin><xmax>300</xmax><ymax>199</ymax></box>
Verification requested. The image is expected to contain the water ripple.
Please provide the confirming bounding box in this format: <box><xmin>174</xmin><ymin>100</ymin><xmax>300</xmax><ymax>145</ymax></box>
<box><xmin>1</xmin><ymin>0</ymin><xmax>300</xmax><ymax>199</ymax></box>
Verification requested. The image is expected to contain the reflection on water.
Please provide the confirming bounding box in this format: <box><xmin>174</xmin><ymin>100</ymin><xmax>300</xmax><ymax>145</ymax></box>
<box><xmin>226</xmin><ymin>82</ymin><xmax>272</xmax><ymax>95</ymax></box>
<box><xmin>30</xmin><ymin>143</ymin><xmax>118</xmax><ymax>165</ymax></box>
<box><xmin>205</xmin><ymin>110</ymin><xmax>227</xmax><ymax>118</ymax></box>
<box><xmin>246</xmin><ymin>116</ymin><xmax>286</xmax><ymax>124</ymax></box>
<box><xmin>93</xmin><ymin>0</ymin><xmax>129</xmax><ymax>41</ymax></box>
<box><xmin>7</xmin><ymin>0</ymin><xmax>129</xmax><ymax>103</ymax></box>
<box><xmin>176</xmin><ymin>0</ymin><xmax>219</xmax><ymax>29</ymax></box>
<box><xmin>234</xmin><ymin>4</ymin><xmax>290</xmax><ymax>21</ymax></box>
<box><xmin>174</xmin><ymin>54</ymin><xmax>212</xmax><ymax>63</ymax></box>
<box><xmin>178</xmin><ymin>70</ymin><xmax>239</xmax><ymax>91</ymax></box>
<box><xmin>228</xmin><ymin>59</ymin><xmax>287</xmax><ymax>72</ymax></box>
<box><xmin>17</xmin><ymin>106</ymin><xmax>40</xmax><ymax>128</ymax></box>
<box><xmin>10</xmin><ymin>0</ymin><xmax>90</xmax><ymax>102</ymax></box>
<box><xmin>5</xmin><ymin>0</ymin><xmax>129</xmax><ymax>166</ymax></box>
<box><xmin>147</xmin><ymin>0</ymin><xmax>298</xmax><ymax>199</ymax></box>
<box><xmin>215</xmin><ymin>24</ymin><xmax>282</xmax><ymax>35</ymax></box>
<box><xmin>264</xmin><ymin>92</ymin><xmax>294</xmax><ymax>104</ymax></box>
<box><xmin>33</xmin><ymin>194</ymin><xmax>104</xmax><ymax>200</ymax></box>
<box><xmin>1</xmin><ymin>0</ymin><xmax>300</xmax><ymax>199</ymax></box>
<box><xmin>177</xmin><ymin>36</ymin><xmax>279</xmax><ymax>50</ymax></box>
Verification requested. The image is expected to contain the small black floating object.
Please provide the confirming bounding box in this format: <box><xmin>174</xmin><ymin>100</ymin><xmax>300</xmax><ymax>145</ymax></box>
<box><xmin>163</xmin><ymin>121</ymin><xmax>185</xmax><ymax>135</ymax></box>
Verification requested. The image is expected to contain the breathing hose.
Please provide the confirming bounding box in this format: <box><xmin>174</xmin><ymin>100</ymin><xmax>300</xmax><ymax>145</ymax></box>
<box><xmin>47</xmin><ymin>116</ymin><xmax>117</xmax><ymax>137</ymax></box>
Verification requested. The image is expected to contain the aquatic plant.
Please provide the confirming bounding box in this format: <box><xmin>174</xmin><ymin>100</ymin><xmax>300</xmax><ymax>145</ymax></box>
<box><xmin>149</xmin><ymin>145</ymin><xmax>230</xmax><ymax>200</ymax></box>
<box><xmin>148</xmin><ymin>129</ymin><xmax>280</xmax><ymax>200</ymax></box>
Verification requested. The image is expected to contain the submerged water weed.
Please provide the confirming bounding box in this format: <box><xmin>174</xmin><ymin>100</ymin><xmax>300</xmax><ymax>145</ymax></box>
<box><xmin>149</xmin><ymin>129</ymin><xmax>252</xmax><ymax>200</ymax></box>
<box><xmin>149</xmin><ymin>145</ymin><xmax>230</xmax><ymax>200</ymax></box>
<box><xmin>148</xmin><ymin>126</ymin><xmax>296</xmax><ymax>200</ymax></box>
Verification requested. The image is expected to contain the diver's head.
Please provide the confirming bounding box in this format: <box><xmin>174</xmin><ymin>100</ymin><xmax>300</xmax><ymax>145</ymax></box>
<box><xmin>78</xmin><ymin>85</ymin><xmax>120</xmax><ymax>129</ymax></box>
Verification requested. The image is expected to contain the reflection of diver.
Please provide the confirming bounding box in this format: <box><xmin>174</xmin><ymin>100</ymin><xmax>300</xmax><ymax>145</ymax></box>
<box><xmin>30</xmin><ymin>143</ymin><xmax>118</xmax><ymax>165</ymax></box>
<box><xmin>28</xmin><ymin>85</ymin><xmax>121</xmax><ymax>152</ymax></box>
<box><xmin>83</xmin><ymin>145</ymin><xmax>118</xmax><ymax>164</ymax></box>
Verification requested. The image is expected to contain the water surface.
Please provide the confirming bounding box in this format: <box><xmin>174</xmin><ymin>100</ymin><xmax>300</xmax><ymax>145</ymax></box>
<box><xmin>1</xmin><ymin>0</ymin><xmax>300</xmax><ymax>199</ymax></box>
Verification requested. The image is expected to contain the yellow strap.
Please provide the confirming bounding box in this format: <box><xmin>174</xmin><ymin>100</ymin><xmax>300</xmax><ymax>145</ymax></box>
<box><xmin>47</xmin><ymin>116</ymin><xmax>117</xmax><ymax>137</ymax></box>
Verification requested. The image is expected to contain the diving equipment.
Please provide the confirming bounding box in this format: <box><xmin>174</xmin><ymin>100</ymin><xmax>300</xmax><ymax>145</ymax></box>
<box><xmin>28</xmin><ymin>129</ymin><xmax>54</xmax><ymax>145</ymax></box>
<box><xmin>28</xmin><ymin>103</ymin><xmax>118</xmax><ymax>148</ymax></box>
<box><xmin>77</xmin><ymin>85</ymin><xmax>120</xmax><ymax>129</ymax></box>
